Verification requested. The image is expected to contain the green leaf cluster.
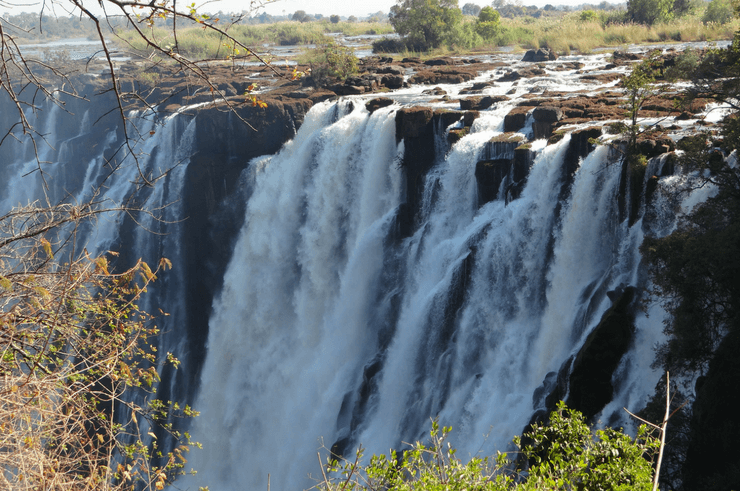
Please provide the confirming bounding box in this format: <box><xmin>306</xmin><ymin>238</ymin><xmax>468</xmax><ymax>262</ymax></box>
<box><xmin>314</xmin><ymin>403</ymin><xmax>658</xmax><ymax>491</ymax></box>
<box><xmin>389</xmin><ymin>0</ymin><xmax>463</xmax><ymax>51</ymax></box>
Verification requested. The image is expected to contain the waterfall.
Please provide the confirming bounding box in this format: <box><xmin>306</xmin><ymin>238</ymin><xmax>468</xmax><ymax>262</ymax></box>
<box><xmin>179</xmin><ymin>92</ymin><xmax>685</xmax><ymax>490</ymax></box>
<box><xmin>1</xmin><ymin>53</ymin><xmax>716</xmax><ymax>491</ymax></box>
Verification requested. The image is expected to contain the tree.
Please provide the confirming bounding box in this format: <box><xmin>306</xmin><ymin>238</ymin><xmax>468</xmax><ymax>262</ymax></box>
<box><xmin>0</xmin><ymin>202</ymin><xmax>196</xmax><ymax>490</ymax></box>
<box><xmin>389</xmin><ymin>0</ymin><xmax>463</xmax><ymax>50</ymax></box>
<box><xmin>0</xmin><ymin>1</ymin><xmax>275</xmax><ymax>489</ymax></box>
<box><xmin>330</xmin><ymin>14</ymin><xmax>341</xmax><ymax>23</ymax></box>
<box><xmin>627</xmin><ymin>0</ymin><xmax>674</xmax><ymax>24</ymax></box>
<box><xmin>315</xmin><ymin>403</ymin><xmax>659</xmax><ymax>491</ymax></box>
<box><xmin>580</xmin><ymin>9</ymin><xmax>600</xmax><ymax>22</ymax></box>
<box><xmin>639</xmin><ymin>36</ymin><xmax>740</xmax><ymax>490</ymax></box>
<box><xmin>292</xmin><ymin>10</ymin><xmax>311</xmax><ymax>22</ymax></box>
<box><xmin>0</xmin><ymin>0</ymin><xmax>277</xmax><ymax>187</ymax></box>
<box><xmin>702</xmin><ymin>0</ymin><xmax>735</xmax><ymax>24</ymax></box>
<box><xmin>462</xmin><ymin>2</ymin><xmax>482</xmax><ymax>16</ymax></box>
<box><xmin>476</xmin><ymin>6</ymin><xmax>502</xmax><ymax>39</ymax></box>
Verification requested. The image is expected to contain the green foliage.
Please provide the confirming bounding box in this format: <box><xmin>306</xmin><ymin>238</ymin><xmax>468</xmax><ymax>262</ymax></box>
<box><xmin>389</xmin><ymin>0</ymin><xmax>463</xmax><ymax>50</ymax></box>
<box><xmin>301</xmin><ymin>43</ymin><xmax>359</xmax><ymax>82</ymax></box>
<box><xmin>628</xmin><ymin>0</ymin><xmax>674</xmax><ymax>24</ymax></box>
<box><xmin>315</xmin><ymin>404</ymin><xmax>658</xmax><ymax>491</ymax></box>
<box><xmin>702</xmin><ymin>0</ymin><xmax>735</xmax><ymax>24</ymax></box>
<box><xmin>580</xmin><ymin>9</ymin><xmax>601</xmax><ymax>22</ymax></box>
<box><xmin>330</xmin><ymin>15</ymin><xmax>341</xmax><ymax>24</ymax></box>
<box><xmin>639</xmin><ymin>34</ymin><xmax>740</xmax><ymax>489</ymax></box>
<box><xmin>476</xmin><ymin>6</ymin><xmax>503</xmax><ymax>39</ymax></box>
<box><xmin>292</xmin><ymin>10</ymin><xmax>311</xmax><ymax>23</ymax></box>
<box><xmin>479</xmin><ymin>6</ymin><xmax>501</xmax><ymax>23</ymax></box>
<box><xmin>664</xmin><ymin>47</ymin><xmax>699</xmax><ymax>81</ymax></box>
<box><xmin>517</xmin><ymin>402</ymin><xmax>658</xmax><ymax>491</ymax></box>
<box><xmin>620</xmin><ymin>50</ymin><xmax>660</xmax><ymax>156</ymax></box>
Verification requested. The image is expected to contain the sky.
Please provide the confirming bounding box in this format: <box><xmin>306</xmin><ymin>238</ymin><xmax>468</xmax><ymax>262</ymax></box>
<box><xmin>0</xmin><ymin>0</ymin><xmax>616</xmax><ymax>18</ymax></box>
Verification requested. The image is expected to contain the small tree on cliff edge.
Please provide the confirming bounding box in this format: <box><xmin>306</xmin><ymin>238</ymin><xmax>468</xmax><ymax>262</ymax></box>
<box><xmin>389</xmin><ymin>0</ymin><xmax>463</xmax><ymax>51</ymax></box>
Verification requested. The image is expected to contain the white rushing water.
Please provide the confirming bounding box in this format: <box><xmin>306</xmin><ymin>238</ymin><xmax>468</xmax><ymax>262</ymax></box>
<box><xmin>1</xmin><ymin>48</ymin><xmax>716</xmax><ymax>491</ymax></box>
<box><xmin>179</xmin><ymin>79</ymin><xmax>694</xmax><ymax>489</ymax></box>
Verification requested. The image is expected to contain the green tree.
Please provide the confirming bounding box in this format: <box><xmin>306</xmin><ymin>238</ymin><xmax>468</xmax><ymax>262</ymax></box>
<box><xmin>330</xmin><ymin>14</ymin><xmax>341</xmax><ymax>23</ymax></box>
<box><xmin>580</xmin><ymin>9</ymin><xmax>600</xmax><ymax>22</ymax></box>
<box><xmin>639</xmin><ymin>36</ymin><xmax>740</xmax><ymax>490</ymax></box>
<box><xmin>389</xmin><ymin>0</ymin><xmax>463</xmax><ymax>50</ymax></box>
<box><xmin>703</xmin><ymin>0</ymin><xmax>735</xmax><ymax>24</ymax></box>
<box><xmin>627</xmin><ymin>0</ymin><xmax>674</xmax><ymax>24</ymax></box>
<box><xmin>476</xmin><ymin>6</ymin><xmax>502</xmax><ymax>39</ymax></box>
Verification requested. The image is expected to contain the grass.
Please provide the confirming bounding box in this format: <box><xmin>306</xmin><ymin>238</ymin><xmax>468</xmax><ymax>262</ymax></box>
<box><xmin>112</xmin><ymin>20</ymin><xmax>392</xmax><ymax>59</ymax></box>
<box><xmin>111</xmin><ymin>9</ymin><xmax>737</xmax><ymax>61</ymax></box>
<box><xmin>493</xmin><ymin>11</ymin><xmax>738</xmax><ymax>55</ymax></box>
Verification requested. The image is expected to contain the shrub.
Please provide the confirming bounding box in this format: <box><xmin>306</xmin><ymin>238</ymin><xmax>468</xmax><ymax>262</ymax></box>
<box><xmin>580</xmin><ymin>9</ymin><xmax>600</xmax><ymax>22</ymax></box>
<box><xmin>316</xmin><ymin>403</ymin><xmax>659</xmax><ymax>491</ymax></box>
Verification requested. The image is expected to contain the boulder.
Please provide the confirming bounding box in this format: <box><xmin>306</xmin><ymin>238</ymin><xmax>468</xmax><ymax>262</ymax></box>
<box><xmin>381</xmin><ymin>75</ymin><xmax>405</xmax><ymax>89</ymax></box>
<box><xmin>422</xmin><ymin>87</ymin><xmax>447</xmax><ymax>96</ymax></box>
<box><xmin>532</xmin><ymin>106</ymin><xmax>563</xmax><ymax>123</ymax></box>
<box><xmin>459</xmin><ymin>95</ymin><xmax>508</xmax><ymax>111</ymax></box>
<box><xmin>396</xmin><ymin>106</ymin><xmax>434</xmax><ymax>139</ymax></box>
<box><xmin>424</xmin><ymin>57</ymin><xmax>456</xmax><ymax>66</ymax></box>
<box><xmin>522</xmin><ymin>47</ymin><xmax>558</xmax><ymax>62</ymax></box>
<box><xmin>365</xmin><ymin>97</ymin><xmax>394</xmax><ymax>113</ymax></box>
<box><xmin>503</xmin><ymin>106</ymin><xmax>530</xmax><ymax>133</ymax></box>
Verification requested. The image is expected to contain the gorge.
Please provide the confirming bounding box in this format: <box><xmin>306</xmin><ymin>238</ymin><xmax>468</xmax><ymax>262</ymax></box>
<box><xmin>0</xmin><ymin>46</ymin><xmax>729</xmax><ymax>490</ymax></box>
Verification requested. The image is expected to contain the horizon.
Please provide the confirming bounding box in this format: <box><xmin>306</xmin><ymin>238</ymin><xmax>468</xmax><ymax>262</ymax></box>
<box><xmin>1</xmin><ymin>0</ymin><xmax>626</xmax><ymax>19</ymax></box>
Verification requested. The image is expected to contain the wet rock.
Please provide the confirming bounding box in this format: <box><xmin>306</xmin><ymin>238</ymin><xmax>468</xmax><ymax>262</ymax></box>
<box><xmin>381</xmin><ymin>75</ymin><xmax>405</xmax><ymax>89</ymax></box>
<box><xmin>522</xmin><ymin>47</ymin><xmax>558</xmax><ymax>62</ymax></box>
<box><xmin>459</xmin><ymin>95</ymin><xmax>508</xmax><ymax>111</ymax></box>
<box><xmin>566</xmin><ymin>286</ymin><xmax>637</xmax><ymax>420</ymax></box>
<box><xmin>532</xmin><ymin>106</ymin><xmax>557</xmax><ymax>125</ymax></box>
<box><xmin>422</xmin><ymin>86</ymin><xmax>447</xmax><ymax>96</ymax></box>
<box><xmin>375</xmin><ymin>65</ymin><xmax>405</xmax><ymax>75</ymax></box>
<box><xmin>409</xmin><ymin>69</ymin><xmax>475</xmax><ymax>85</ymax></box>
<box><xmin>498</xmin><ymin>67</ymin><xmax>546</xmax><ymax>82</ymax></box>
<box><xmin>459</xmin><ymin>81</ymin><xmax>496</xmax><ymax>95</ymax></box>
<box><xmin>424</xmin><ymin>57</ymin><xmax>457</xmax><ymax>66</ymax></box>
<box><xmin>396</xmin><ymin>106</ymin><xmax>434</xmax><ymax>139</ymax></box>
<box><xmin>581</xmin><ymin>72</ymin><xmax>622</xmax><ymax>83</ymax></box>
<box><xmin>365</xmin><ymin>97</ymin><xmax>394</xmax><ymax>113</ymax></box>
<box><xmin>611</xmin><ymin>50</ymin><xmax>642</xmax><ymax>64</ymax></box>
<box><xmin>448</xmin><ymin>127</ymin><xmax>470</xmax><ymax>145</ymax></box>
<box><xmin>504</xmin><ymin>106</ymin><xmax>530</xmax><ymax>133</ymax></box>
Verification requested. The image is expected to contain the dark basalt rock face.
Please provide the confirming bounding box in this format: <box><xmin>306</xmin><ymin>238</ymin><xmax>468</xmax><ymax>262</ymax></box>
<box><xmin>395</xmin><ymin>107</ymin><xmax>436</xmax><ymax>237</ymax></box>
<box><xmin>179</xmin><ymin>97</ymin><xmax>314</xmax><ymax>393</ymax></box>
<box><xmin>504</xmin><ymin>106</ymin><xmax>531</xmax><ymax>133</ymax></box>
<box><xmin>682</xmin><ymin>329</ymin><xmax>740</xmax><ymax>491</ymax></box>
<box><xmin>566</xmin><ymin>286</ymin><xmax>637</xmax><ymax>420</ymax></box>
